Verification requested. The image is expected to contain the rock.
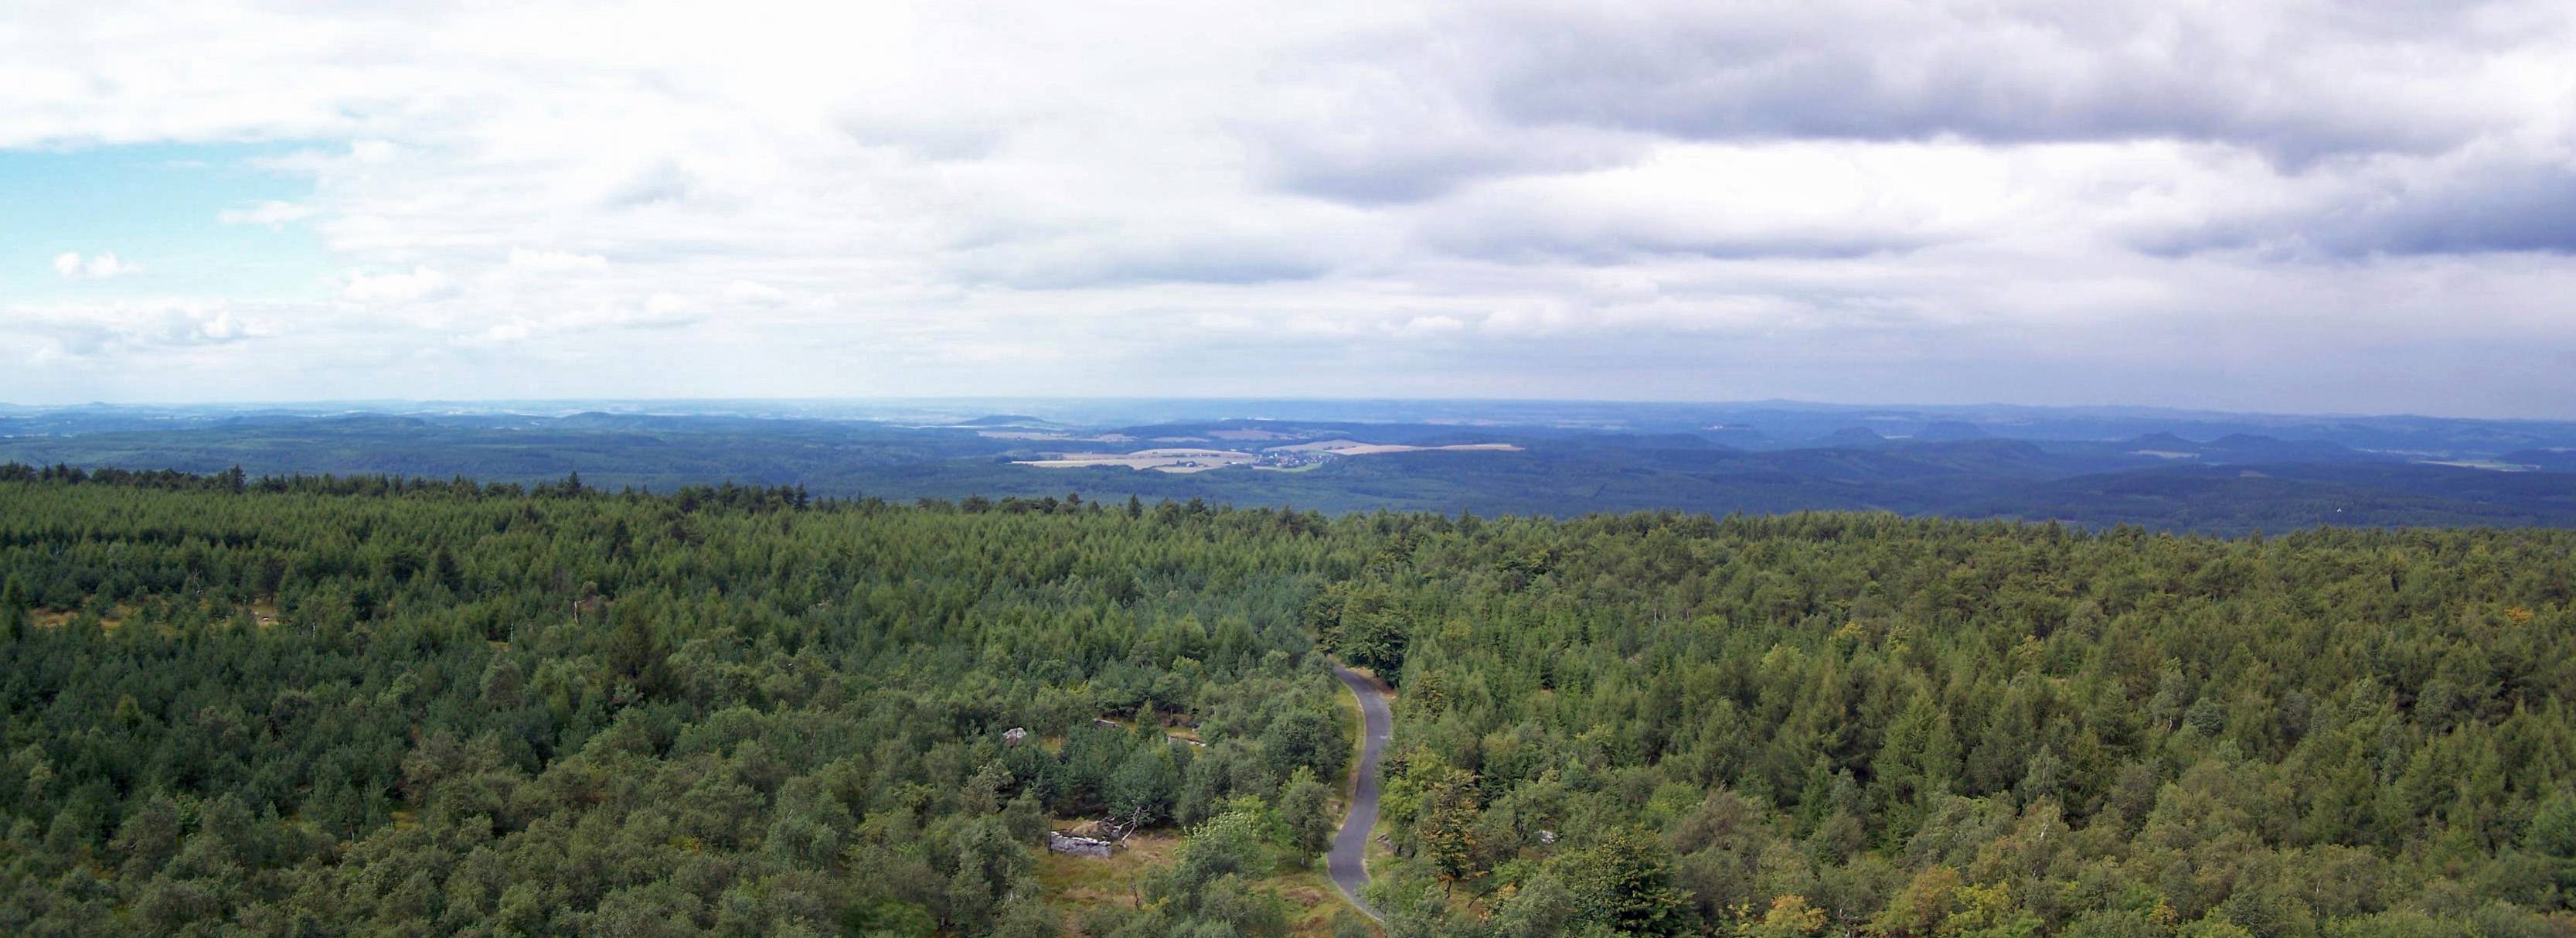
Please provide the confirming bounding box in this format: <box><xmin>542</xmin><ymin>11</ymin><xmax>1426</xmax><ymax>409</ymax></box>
<box><xmin>1046</xmin><ymin>831</ymin><xmax>1114</xmax><ymax>858</ymax></box>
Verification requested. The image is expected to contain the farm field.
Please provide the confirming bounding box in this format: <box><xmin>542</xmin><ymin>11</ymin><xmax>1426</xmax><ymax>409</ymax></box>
<box><xmin>1016</xmin><ymin>447</ymin><xmax>1263</xmax><ymax>472</ymax></box>
<box><xmin>1017</xmin><ymin>438</ymin><xmax>1524</xmax><ymax>473</ymax></box>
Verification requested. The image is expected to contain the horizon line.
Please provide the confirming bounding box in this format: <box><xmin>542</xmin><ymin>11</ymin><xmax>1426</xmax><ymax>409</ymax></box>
<box><xmin>2</xmin><ymin>394</ymin><xmax>2571</xmax><ymax>426</ymax></box>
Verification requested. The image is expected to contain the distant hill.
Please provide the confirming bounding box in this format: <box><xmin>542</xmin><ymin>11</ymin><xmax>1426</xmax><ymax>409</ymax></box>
<box><xmin>2</xmin><ymin>401</ymin><xmax>2572</xmax><ymax>534</ymax></box>
<box><xmin>1819</xmin><ymin>427</ymin><xmax>1892</xmax><ymax>447</ymax></box>
<box><xmin>2125</xmin><ymin>431</ymin><xmax>2200</xmax><ymax>452</ymax></box>
<box><xmin>1913</xmin><ymin>420</ymin><xmax>1990</xmax><ymax>442</ymax></box>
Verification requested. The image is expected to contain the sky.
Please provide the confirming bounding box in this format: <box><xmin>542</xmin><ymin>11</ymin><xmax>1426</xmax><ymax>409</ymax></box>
<box><xmin>2</xmin><ymin>1</ymin><xmax>2574</xmax><ymax>418</ymax></box>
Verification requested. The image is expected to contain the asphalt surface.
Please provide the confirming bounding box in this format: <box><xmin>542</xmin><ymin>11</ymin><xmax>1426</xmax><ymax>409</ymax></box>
<box><xmin>1327</xmin><ymin>662</ymin><xmax>1392</xmax><ymax>921</ymax></box>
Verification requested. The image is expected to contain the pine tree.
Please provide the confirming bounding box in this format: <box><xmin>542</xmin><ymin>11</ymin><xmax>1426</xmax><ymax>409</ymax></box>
<box><xmin>0</xmin><ymin>573</ymin><xmax>26</xmax><ymax>640</ymax></box>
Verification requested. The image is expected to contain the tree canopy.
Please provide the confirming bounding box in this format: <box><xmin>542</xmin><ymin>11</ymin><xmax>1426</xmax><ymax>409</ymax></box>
<box><xmin>5</xmin><ymin>466</ymin><xmax>2575</xmax><ymax>936</ymax></box>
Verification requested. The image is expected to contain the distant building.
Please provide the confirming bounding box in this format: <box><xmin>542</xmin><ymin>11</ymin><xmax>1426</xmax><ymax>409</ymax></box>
<box><xmin>1002</xmin><ymin>727</ymin><xmax>1029</xmax><ymax>746</ymax></box>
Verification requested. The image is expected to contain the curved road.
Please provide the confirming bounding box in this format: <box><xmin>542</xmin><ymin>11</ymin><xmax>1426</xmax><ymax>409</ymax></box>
<box><xmin>1327</xmin><ymin>663</ymin><xmax>1391</xmax><ymax>921</ymax></box>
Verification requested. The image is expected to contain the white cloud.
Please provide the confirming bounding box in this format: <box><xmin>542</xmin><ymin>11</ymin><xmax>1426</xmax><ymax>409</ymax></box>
<box><xmin>506</xmin><ymin>247</ymin><xmax>610</xmax><ymax>272</ymax></box>
<box><xmin>52</xmin><ymin>251</ymin><xmax>139</xmax><ymax>279</ymax></box>
<box><xmin>0</xmin><ymin>0</ymin><xmax>2574</xmax><ymax>414</ymax></box>
<box><xmin>1</xmin><ymin>299</ymin><xmax>264</xmax><ymax>362</ymax></box>
<box><xmin>349</xmin><ymin>139</ymin><xmax>400</xmax><ymax>165</ymax></box>
<box><xmin>723</xmin><ymin>279</ymin><xmax>787</xmax><ymax>305</ymax></box>
<box><xmin>640</xmin><ymin>293</ymin><xmax>696</xmax><ymax>322</ymax></box>
<box><xmin>218</xmin><ymin>200</ymin><xmax>315</xmax><ymax>227</ymax></box>
<box><xmin>472</xmin><ymin>319</ymin><xmax>533</xmax><ymax>345</ymax></box>
<box><xmin>342</xmin><ymin>266</ymin><xmax>454</xmax><ymax>303</ymax></box>
<box><xmin>1385</xmin><ymin>315</ymin><xmax>1468</xmax><ymax>339</ymax></box>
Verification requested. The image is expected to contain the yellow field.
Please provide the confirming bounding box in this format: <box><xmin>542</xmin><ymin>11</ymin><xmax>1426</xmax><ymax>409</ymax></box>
<box><xmin>1263</xmin><ymin>439</ymin><xmax>1520</xmax><ymax>455</ymax></box>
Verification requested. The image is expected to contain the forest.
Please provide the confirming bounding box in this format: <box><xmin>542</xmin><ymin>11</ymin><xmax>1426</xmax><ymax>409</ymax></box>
<box><xmin>4</xmin><ymin>462</ymin><xmax>2576</xmax><ymax>937</ymax></box>
<box><xmin>8</xmin><ymin>409</ymin><xmax>2575</xmax><ymax>535</ymax></box>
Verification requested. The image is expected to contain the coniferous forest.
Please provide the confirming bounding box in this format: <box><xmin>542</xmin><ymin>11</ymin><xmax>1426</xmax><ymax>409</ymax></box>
<box><xmin>5</xmin><ymin>465</ymin><xmax>2576</xmax><ymax>937</ymax></box>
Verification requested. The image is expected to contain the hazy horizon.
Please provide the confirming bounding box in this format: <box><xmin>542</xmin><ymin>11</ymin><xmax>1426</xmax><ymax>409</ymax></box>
<box><xmin>8</xmin><ymin>393</ymin><xmax>2574</xmax><ymax>425</ymax></box>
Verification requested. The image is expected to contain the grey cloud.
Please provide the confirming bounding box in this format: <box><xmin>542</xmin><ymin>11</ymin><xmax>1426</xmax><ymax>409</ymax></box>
<box><xmin>1254</xmin><ymin>131</ymin><xmax>1628</xmax><ymax>205</ymax></box>
<box><xmin>1458</xmin><ymin>2</ymin><xmax>2521</xmax><ymax>163</ymax></box>
<box><xmin>2336</xmin><ymin>165</ymin><xmax>2576</xmax><ymax>256</ymax></box>
<box><xmin>2149</xmin><ymin>159</ymin><xmax>2576</xmax><ymax>258</ymax></box>
<box><xmin>1412</xmin><ymin>162</ymin><xmax>1964</xmax><ymax>264</ymax></box>
<box><xmin>1423</xmin><ymin>225</ymin><xmax>1928</xmax><ymax>265</ymax></box>
<box><xmin>1232</xmin><ymin>1</ymin><xmax>2542</xmax><ymax>210</ymax></box>
<box><xmin>602</xmin><ymin>161</ymin><xmax>697</xmax><ymax>209</ymax></box>
<box><xmin>1232</xmin><ymin>66</ymin><xmax>1642</xmax><ymax>204</ymax></box>
<box><xmin>839</xmin><ymin>113</ymin><xmax>1006</xmax><ymax>162</ymax></box>
<box><xmin>944</xmin><ymin>234</ymin><xmax>1337</xmax><ymax>289</ymax></box>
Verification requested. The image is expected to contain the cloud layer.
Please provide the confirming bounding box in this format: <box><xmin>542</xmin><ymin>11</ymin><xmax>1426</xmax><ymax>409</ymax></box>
<box><xmin>3</xmin><ymin>0</ymin><xmax>2574</xmax><ymax>415</ymax></box>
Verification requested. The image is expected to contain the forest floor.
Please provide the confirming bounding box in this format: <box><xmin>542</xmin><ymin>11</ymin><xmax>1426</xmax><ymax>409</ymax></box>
<box><xmin>1087</xmin><ymin>715</ymin><xmax>1207</xmax><ymax>747</ymax></box>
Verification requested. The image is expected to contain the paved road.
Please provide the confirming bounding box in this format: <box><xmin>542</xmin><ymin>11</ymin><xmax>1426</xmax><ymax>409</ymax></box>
<box><xmin>1327</xmin><ymin>662</ymin><xmax>1391</xmax><ymax>921</ymax></box>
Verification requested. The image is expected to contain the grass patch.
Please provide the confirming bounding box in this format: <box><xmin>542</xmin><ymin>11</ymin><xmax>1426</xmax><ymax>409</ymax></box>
<box><xmin>1034</xmin><ymin>825</ymin><xmax>1377</xmax><ymax>937</ymax></box>
<box><xmin>1036</xmin><ymin>829</ymin><xmax>1182</xmax><ymax>919</ymax></box>
<box><xmin>30</xmin><ymin>605</ymin><xmax>128</xmax><ymax>630</ymax></box>
<box><xmin>1276</xmin><ymin>866</ymin><xmax>1375</xmax><ymax>937</ymax></box>
<box><xmin>26</xmin><ymin>596</ymin><xmax>284</xmax><ymax>632</ymax></box>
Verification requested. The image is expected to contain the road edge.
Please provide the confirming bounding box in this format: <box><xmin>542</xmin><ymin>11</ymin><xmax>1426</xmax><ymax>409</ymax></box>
<box><xmin>1325</xmin><ymin>661</ymin><xmax>1391</xmax><ymax>923</ymax></box>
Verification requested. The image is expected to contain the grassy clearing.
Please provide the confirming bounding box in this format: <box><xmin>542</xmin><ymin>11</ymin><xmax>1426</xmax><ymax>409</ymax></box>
<box><xmin>1364</xmin><ymin>827</ymin><xmax>1394</xmax><ymax>882</ymax></box>
<box><xmin>1275</xmin><ymin>867</ymin><xmax>1371</xmax><ymax>937</ymax></box>
<box><xmin>1036</xmin><ymin>830</ymin><xmax>1181</xmax><ymax>920</ymax></box>
<box><xmin>1035</xmin><ymin>826</ymin><xmax>1378</xmax><ymax>937</ymax></box>
<box><xmin>26</xmin><ymin>597</ymin><xmax>284</xmax><ymax>632</ymax></box>
<box><xmin>1088</xmin><ymin>715</ymin><xmax>1206</xmax><ymax>748</ymax></box>
<box><xmin>30</xmin><ymin>605</ymin><xmax>128</xmax><ymax>630</ymax></box>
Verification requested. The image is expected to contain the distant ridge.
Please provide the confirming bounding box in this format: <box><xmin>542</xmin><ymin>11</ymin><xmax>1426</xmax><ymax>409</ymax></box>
<box><xmin>1820</xmin><ymin>427</ymin><xmax>1891</xmax><ymax>446</ymax></box>
<box><xmin>1914</xmin><ymin>420</ymin><xmax>1991</xmax><ymax>442</ymax></box>
<box><xmin>3</xmin><ymin>400</ymin><xmax>2573</xmax><ymax>534</ymax></box>
<box><xmin>2127</xmin><ymin>431</ymin><xmax>2199</xmax><ymax>451</ymax></box>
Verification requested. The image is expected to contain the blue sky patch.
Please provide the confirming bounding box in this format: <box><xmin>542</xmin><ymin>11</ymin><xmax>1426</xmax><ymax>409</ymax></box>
<box><xmin>1</xmin><ymin>142</ymin><xmax>332</xmax><ymax>303</ymax></box>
